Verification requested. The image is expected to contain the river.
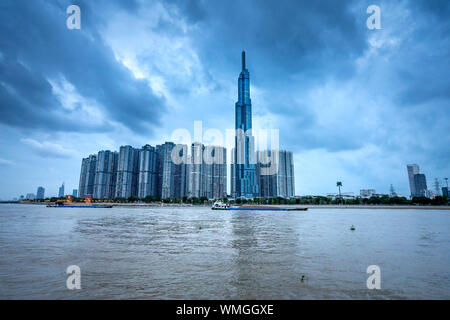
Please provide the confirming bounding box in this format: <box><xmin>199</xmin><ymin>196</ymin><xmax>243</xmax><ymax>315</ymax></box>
<box><xmin>0</xmin><ymin>204</ymin><xmax>448</xmax><ymax>299</ymax></box>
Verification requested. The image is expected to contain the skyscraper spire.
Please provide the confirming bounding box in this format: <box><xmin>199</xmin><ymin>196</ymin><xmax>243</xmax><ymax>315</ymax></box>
<box><xmin>242</xmin><ymin>50</ymin><xmax>246</xmax><ymax>71</ymax></box>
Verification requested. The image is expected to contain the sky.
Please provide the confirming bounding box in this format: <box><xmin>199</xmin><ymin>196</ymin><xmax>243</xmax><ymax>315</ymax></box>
<box><xmin>0</xmin><ymin>0</ymin><xmax>449</xmax><ymax>199</ymax></box>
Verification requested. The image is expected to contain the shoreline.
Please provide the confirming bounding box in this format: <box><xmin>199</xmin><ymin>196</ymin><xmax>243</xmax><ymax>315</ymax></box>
<box><xmin>5</xmin><ymin>202</ymin><xmax>450</xmax><ymax>210</ymax></box>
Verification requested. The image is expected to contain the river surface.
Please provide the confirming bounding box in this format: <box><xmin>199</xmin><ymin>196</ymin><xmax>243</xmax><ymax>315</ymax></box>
<box><xmin>0</xmin><ymin>204</ymin><xmax>449</xmax><ymax>299</ymax></box>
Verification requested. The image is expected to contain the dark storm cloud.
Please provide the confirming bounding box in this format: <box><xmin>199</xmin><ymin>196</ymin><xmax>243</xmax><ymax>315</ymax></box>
<box><xmin>0</xmin><ymin>0</ymin><xmax>166</xmax><ymax>134</ymax></box>
<box><xmin>168</xmin><ymin>0</ymin><xmax>367</xmax><ymax>84</ymax></box>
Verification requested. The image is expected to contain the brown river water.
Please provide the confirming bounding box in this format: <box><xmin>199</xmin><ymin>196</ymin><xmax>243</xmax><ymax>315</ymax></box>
<box><xmin>0</xmin><ymin>204</ymin><xmax>449</xmax><ymax>299</ymax></box>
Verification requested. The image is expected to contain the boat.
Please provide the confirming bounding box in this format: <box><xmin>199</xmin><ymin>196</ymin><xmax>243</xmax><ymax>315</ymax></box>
<box><xmin>47</xmin><ymin>201</ymin><xmax>112</xmax><ymax>208</ymax></box>
<box><xmin>211</xmin><ymin>202</ymin><xmax>307</xmax><ymax>211</ymax></box>
<box><xmin>212</xmin><ymin>201</ymin><xmax>231</xmax><ymax>210</ymax></box>
<box><xmin>230</xmin><ymin>206</ymin><xmax>307</xmax><ymax>211</ymax></box>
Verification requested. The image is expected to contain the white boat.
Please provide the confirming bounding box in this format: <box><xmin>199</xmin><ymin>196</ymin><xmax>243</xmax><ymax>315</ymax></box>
<box><xmin>212</xmin><ymin>201</ymin><xmax>231</xmax><ymax>210</ymax></box>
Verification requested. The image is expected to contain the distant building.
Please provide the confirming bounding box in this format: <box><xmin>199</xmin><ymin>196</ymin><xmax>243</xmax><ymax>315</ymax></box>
<box><xmin>115</xmin><ymin>146</ymin><xmax>139</xmax><ymax>198</ymax></box>
<box><xmin>78</xmin><ymin>154</ymin><xmax>97</xmax><ymax>197</ymax></box>
<box><xmin>138</xmin><ymin>145</ymin><xmax>159</xmax><ymax>198</ymax></box>
<box><xmin>36</xmin><ymin>186</ymin><xmax>45</xmax><ymax>199</ymax></box>
<box><xmin>94</xmin><ymin>150</ymin><xmax>118</xmax><ymax>199</ymax></box>
<box><xmin>407</xmin><ymin>164</ymin><xmax>420</xmax><ymax>197</ymax></box>
<box><xmin>327</xmin><ymin>192</ymin><xmax>355</xmax><ymax>200</ymax></box>
<box><xmin>360</xmin><ymin>189</ymin><xmax>376</xmax><ymax>198</ymax></box>
<box><xmin>72</xmin><ymin>189</ymin><xmax>78</xmax><ymax>197</ymax></box>
<box><xmin>442</xmin><ymin>187</ymin><xmax>448</xmax><ymax>198</ymax></box>
<box><xmin>58</xmin><ymin>182</ymin><xmax>65</xmax><ymax>198</ymax></box>
<box><xmin>26</xmin><ymin>193</ymin><xmax>35</xmax><ymax>200</ymax></box>
<box><xmin>257</xmin><ymin>150</ymin><xmax>295</xmax><ymax>198</ymax></box>
<box><xmin>413</xmin><ymin>174</ymin><xmax>427</xmax><ymax>197</ymax></box>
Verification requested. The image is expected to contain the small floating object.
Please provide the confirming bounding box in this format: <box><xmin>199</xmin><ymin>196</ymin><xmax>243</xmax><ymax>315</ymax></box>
<box><xmin>198</xmin><ymin>226</ymin><xmax>202</xmax><ymax>230</ymax></box>
<box><xmin>350</xmin><ymin>225</ymin><xmax>355</xmax><ymax>231</ymax></box>
<box><xmin>300</xmin><ymin>275</ymin><xmax>306</xmax><ymax>282</ymax></box>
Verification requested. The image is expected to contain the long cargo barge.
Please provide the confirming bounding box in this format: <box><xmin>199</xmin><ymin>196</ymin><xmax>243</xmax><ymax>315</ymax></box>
<box><xmin>212</xmin><ymin>202</ymin><xmax>307</xmax><ymax>211</ymax></box>
<box><xmin>46</xmin><ymin>203</ymin><xmax>112</xmax><ymax>208</ymax></box>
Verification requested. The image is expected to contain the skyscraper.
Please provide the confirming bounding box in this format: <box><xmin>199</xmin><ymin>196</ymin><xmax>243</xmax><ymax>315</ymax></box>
<box><xmin>413</xmin><ymin>173</ymin><xmax>427</xmax><ymax>197</ymax></box>
<box><xmin>257</xmin><ymin>150</ymin><xmax>295</xmax><ymax>198</ymax></box>
<box><xmin>94</xmin><ymin>150</ymin><xmax>118</xmax><ymax>199</ymax></box>
<box><xmin>36</xmin><ymin>186</ymin><xmax>45</xmax><ymax>200</ymax></box>
<box><xmin>173</xmin><ymin>144</ymin><xmax>188</xmax><ymax>199</ymax></box>
<box><xmin>407</xmin><ymin>164</ymin><xmax>420</xmax><ymax>197</ymax></box>
<box><xmin>78</xmin><ymin>154</ymin><xmax>97</xmax><ymax>198</ymax></box>
<box><xmin>188</xmin><ymin>142</ymin><xmax>204</xmax><ymax>198</ymax></box>
<box><xmin>210</xmin><ymin>146</ymin><xmax>227</xmax><ymax>199</ymax></box>
<box><xmin>58</xmin><ymin>182</ymin><xmax>65</xmax><ymax>198</ymax></box>
<box><xmin>138</xmin><ymin>144</ymin><xmax>159</xmax><ymax>198</ymax></box>
<box><xmin>115</xmin><ymin>146</ymin><xmax>139</xmax><ymax>198</ymax></box>
<box><xmin>156</xmin><ymin>142</ymin><xmax>176</xmax><ymax>199</ymax></box>
<box><xmin>233</xmin><ymin>51</ymin><xmax>258</xmax><ymax>198</ymax></box>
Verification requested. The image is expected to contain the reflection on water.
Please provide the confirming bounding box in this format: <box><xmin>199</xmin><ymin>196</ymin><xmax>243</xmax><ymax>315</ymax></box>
<box><xmin>0</xmin><ymin>204</ymin><xmax>449</xmax><ymax>299</ymax></box>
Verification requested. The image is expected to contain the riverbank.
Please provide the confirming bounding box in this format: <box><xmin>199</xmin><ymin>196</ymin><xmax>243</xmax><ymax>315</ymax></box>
<box><xmin>10</xmin><ymin>202</ymin><xmax>450</xmax><ymax>210</ymax></box>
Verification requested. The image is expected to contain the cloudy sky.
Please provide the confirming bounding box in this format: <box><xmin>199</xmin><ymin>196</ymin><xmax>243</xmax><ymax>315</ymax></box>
<box><xmin>0</xmin><ymin>0</ymin><xmax>449</xmax><ymax>199</ymax></box>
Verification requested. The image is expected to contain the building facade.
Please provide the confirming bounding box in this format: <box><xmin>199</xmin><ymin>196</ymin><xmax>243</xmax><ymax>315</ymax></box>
<box><xmin>407</xmin><ymin>164</ymin><xmax>420</xmax><ymax>197</ymax></box>
<box><xmin>78</xmin><ymin>143</ymin><xmax>227</xmax><ymax>200</ymax></box>
<box><xmin>115</xmin><ymin>146</ymin><xmax>139</xmax><ymax>198</ymax></box>
<box><xmin>413</xmin><ymin>173</ymin><xmax>427</xmax><ymax>197</ymax></box>
<box><xmin>94</xmin><ymin>150</ymin><xmax>118</xmax><ymax>199</ymax></box>
<box><xmin>257</xmin><ymin>150</ymin><xmax>295</xmax><ymax>198</ymax></box>
<box><xmin>36</xmin><ymin>186</ymin><xmax>45</xmax><ymax>200</ymax></box>
<box><xmin>360</xmin><ymin>189</ymin><xmax>376</xmax><ymax>198</ymax></box>
<box><xmin>138</xmin><ymin>144</ymin><xmax>159</xmax><ymax>198</ymax></box>
<box><xmin>58</xmin><ymin>182</ymin><xmax>65</xmax><ymax>198</ymax></box>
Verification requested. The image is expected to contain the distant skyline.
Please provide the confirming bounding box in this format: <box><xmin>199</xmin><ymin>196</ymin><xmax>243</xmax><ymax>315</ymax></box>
<box><xmin>0</xmin><ymin>0</ymin><xmax>449</xmax><ymax>199</ymax></box>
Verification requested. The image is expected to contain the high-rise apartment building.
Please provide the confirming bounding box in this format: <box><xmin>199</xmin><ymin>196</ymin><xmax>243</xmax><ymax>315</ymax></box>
<box><xmin>257</xmin><ymin>150</ymin><xmax>295</xmax><ymax>198</ymax></box>
<box><xmin>173</xmin><ymin>144</ymin><xmax>188</xmax><ymax>199</ymax></box>
<box><xmin>188</xmin><ymin>142</ymin><xmax>204</xmax><ymax>198</ymax></box>
<box><xmin>78</xmin><ymin>143</ymin><xmax>226</xmax><ymax>200</ymax></box>
<box><xmin>94</xmin><ymin>150</ymin><xmax>118</xmax><ymax>199</ymax></box>
<box><xmin>138</xmin><ymin>144</ymin><xmax>159</xmax><ymax>198</ymax></box>
<box><xmin>58</xmin><ymin>182</ymin><xmax>65</xmax><ymax>198</ymax></box>
<box><xmin>186</xmin><ymin>143</ymin><xmax>227</xmax><ymax>199</ymax></box>
<box><xmin>210</xmin><ymin>146</ymin><xmax>227</xmax><ymax>199</ymax></box>
<box><xmin>36</xmin><ymin>186</ymin><xmax>45</xmax><ymax>199</ymax></box>
<box><xmin>413</xmin><ymin>173</ymin><xmax>427</xmax><ymax>197</ymax></box>
<box><xmin>115</xmin><ymin>146</ymin><xmax>139</xmax><ymax>198</ymax></box>
<box><xmin>156</xmin><ymin>142</ymin><xmax>176</xmax><ymax>199</ymax></box>
<box><xmin>78</xmin><ymin>154</ymin><xmax>97</xmax><ymax>198</ymax></box>
<box><xmin>407</xmin><ymin>164</ymin><xmax>420</xmax><ymax>197</ymax></box>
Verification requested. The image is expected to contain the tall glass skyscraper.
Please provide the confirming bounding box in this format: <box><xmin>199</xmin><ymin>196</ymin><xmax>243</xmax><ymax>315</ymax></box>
<box><xmin>233</xmin><ymin>51</ymin><xmax>258</xmax><ymax>198</ymax></box>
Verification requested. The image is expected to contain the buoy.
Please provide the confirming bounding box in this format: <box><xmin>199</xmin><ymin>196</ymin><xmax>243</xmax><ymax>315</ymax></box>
<box><xmin>350</xmin><ymin>225</ymin><xmax>355</xmax><ymax>231</ymax></box>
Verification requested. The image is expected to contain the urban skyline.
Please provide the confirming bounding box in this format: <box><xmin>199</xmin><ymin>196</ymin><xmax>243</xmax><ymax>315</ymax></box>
<box><xmin>0</xmin><ymin>1</ymin><xmax>449</xmax><ymax>200</ymax></box>
<box><xmin>74</xmin><ymin>53</ymin><xmax>295</xmax><ymax>201</ymax></box>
